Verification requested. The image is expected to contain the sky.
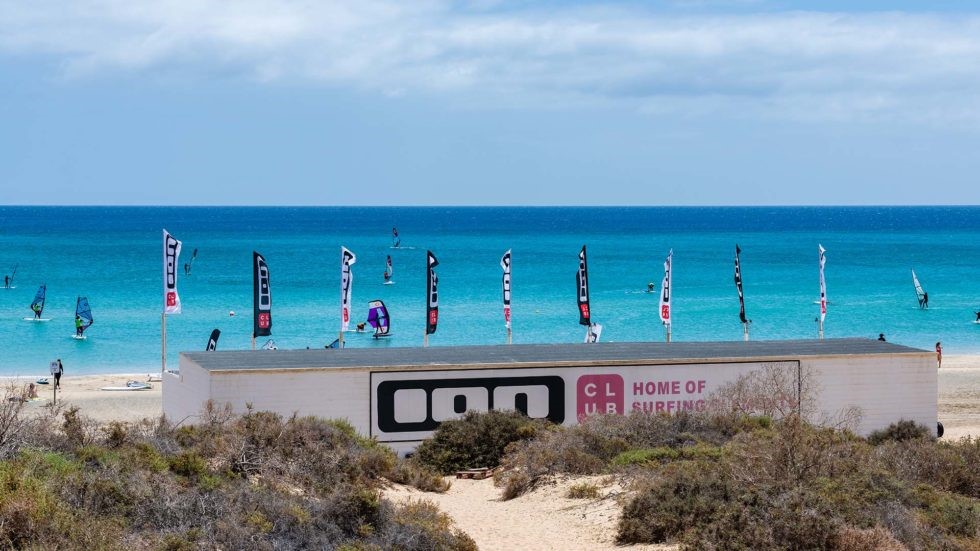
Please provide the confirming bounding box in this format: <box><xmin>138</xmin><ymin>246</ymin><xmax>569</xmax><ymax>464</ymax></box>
<box><xmin>2</xmin><ymin>0</ymin><xmax>980</xmax><ymax>206</ymax></box>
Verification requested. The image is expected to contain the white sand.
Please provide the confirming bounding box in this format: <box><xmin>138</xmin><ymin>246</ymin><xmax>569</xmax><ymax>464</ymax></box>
<box><xmin>386</xmin><ymin>475</ymin><xmax>674</xmax><ymax>551</ymax></box>
<box><xmin>9</xmin><ymin>373</ymin><xmax>162</xmax><ymax>423</ymax></box>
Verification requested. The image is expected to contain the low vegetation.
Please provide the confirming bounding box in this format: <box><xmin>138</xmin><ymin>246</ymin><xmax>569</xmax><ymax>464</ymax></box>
<box><xmin>410</xmin><ymin>362</ymin><xmax>980</xmax><ymax>550</ymax></box>
<box><xmin>0</xmin><ymin>395</ymin><xmax>469</xmax><ymax>550</ymax></box>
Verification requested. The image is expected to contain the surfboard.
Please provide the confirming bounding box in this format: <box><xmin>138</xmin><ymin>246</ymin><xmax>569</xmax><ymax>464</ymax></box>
<box><xmin>389</xmin><ymin>246</ymin><xmax>417</xmax><ymax>250</ymax></box>
<box><xmin>22</xmin><ymin>318</ymin><xmax>51</xmax><ymax>322</ymax></box>
<box><xmin>71</xmin><ymin>334</ymin><xmax>87</xmax><ymax>340</ymax></box>
<box><xmin>383</xmin><ymin>281</ymin><xmax>395</xmax><ymax>285</ymax></box>
<box><xmin>1</xmin><ymin>286</ymin><xmax>16</xmax><ymax>290</ymax></box>
<box><xmin>100</xmin><ymin>385</ymin><xmax>152</xmax><ymax>391</ymax></box>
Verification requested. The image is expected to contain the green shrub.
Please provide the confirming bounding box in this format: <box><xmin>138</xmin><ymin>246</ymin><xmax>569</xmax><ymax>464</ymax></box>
<box><xmin>612</xmin><ymin>443</ymin><xmax>723</xmax><ymax>466</ymax></box>
<box><xmin>414</xmin><ymin>410</ymin><xmax>545</xmax><ymax>474</ymax></box>
<box><xmin>868</xmin><ymin>420</ymin><xmax>931</xmax><ymax>445</ymax></box>
<box><xmin>389</xmin><ymin>460</ymin><xmax>451</xmax><ymax>493</ymax></box>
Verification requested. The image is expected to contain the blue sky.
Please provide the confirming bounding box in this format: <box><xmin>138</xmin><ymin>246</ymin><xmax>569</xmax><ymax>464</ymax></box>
<box><xmin>2</xmin><ymin>0</ymin><xmax>980</xmax><ymax>205</ymax></box>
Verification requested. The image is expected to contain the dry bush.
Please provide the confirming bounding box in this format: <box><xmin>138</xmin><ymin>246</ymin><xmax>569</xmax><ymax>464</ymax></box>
<box><xmin>566</xmin><ymin>481</ymin><xmax>601</xmax><ymax>499</ymax></box>
<box><xmin>388</xmin><ymin>459</ymin><xmax>451</xmax><ymax>493</ymax></box>
<box><xmin>834</xmin><ymin>526</ymin><xmax>909</xmax><ymax>551</ymax></box>
<box><xmin>0</xmin><ymin>402</ymin><xmax>473</xmax><ymax>550</ymax></box>
<box><xmin>496</xmin><ymin>410</ymin><xmax>764</xmax><ymax>499</ymax></box>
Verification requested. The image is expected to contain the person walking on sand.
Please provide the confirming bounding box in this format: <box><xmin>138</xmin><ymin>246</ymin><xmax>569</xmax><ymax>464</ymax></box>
<box><xmin>935</xmin><ymin>342</ymin><xmax>942</xmax><ymax>369</ymax></box>
<box><xmin>54</xmin><ymin>359</ymin><xmax>63</xmax><ymax>389</ymax></box>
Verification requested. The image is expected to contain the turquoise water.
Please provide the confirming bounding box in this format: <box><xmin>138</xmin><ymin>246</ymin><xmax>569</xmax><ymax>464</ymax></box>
<box><xmin>0</xmin><ymin>206</ymin><xmax>977</xmax><ymax>376</ymax></box>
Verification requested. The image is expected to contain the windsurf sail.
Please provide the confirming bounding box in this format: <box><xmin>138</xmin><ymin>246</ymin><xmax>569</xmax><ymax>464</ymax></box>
<box><xmin>501</xmin><ymin>249</ymin><xmax>512</xmax><ymax>329</ymax></box>
<box><xmin>341</xmin><ymin>247</ymin><xmax>356</xmax><ymax>332</ymax></box>
<box><xmin>912</xmin><ymin>269</ymin><xmax>927</xmax><ymax>308</ymax></box>
<box><xmin>585</xmin><ymin>323</ymin><xmax>603</xmax><ymax>343</ymax></box>
<box><xmin>818</xmin><ymin>245</ymin><xmax>827</xmax><ymax>323</ymax></box>
<box><xmin>392</xmin><ymin>227</ymin><xmax>401</xmax><ymax>248</ymax></box>
<box><xmin>734</xmin><ymin>245</ymin><xmax>747</xmax><ymax>324</ymax></box>
<box><xmin>367</xmin><ymin>299</ymin><xmax>391</xmax><ymax>337</ymax></box>
<box><xmin>185</xmin><ymin>248</ymin><xmax>199</xmax><ymax>275</ymax></box>
<box><xmin>426</xmin><ymin>251</ymin><xmax>439</xmax><ymax>335</ymax></box>
<box><xmin>253</xmin><ymin>252</ymin><xmax>272</xmax><ymax>337</ymax></box>
<box><xmin>30</xmin><ymin>284</ymin><xmax>46</xmax><ymax>317</ymax></box>
<box><xmin>384</xmin><ymin>255</ymin><xmax>393</xmax><ymax>282</ymax></box>
<box><xmin>659</xmin><ymin>249</ymin><xmax>673</xmax><ymax>327</ymax></box>
<box><xmin>205</xmin><ymin>329</ymin><xmax>221</xmax><ymax>351</ymax></box>
<box><xmin>163</xmin><ymin>229</ymin><xmax>182</xmax><ymax>315</ymax></box>
<box><xmin>76</xmin><ymin>296</ymin><xmax>93</xmax><ymax>334</ymax></box>
<box><xmin>577</xmin><ymin>245</ymin><xmax>591</xmax><ymax>326</ymax></box>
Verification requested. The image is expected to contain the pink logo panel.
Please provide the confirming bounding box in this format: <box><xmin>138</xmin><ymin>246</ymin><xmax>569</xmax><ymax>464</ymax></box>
<box><xmin>576</xmin><ymin>374</ymin><xmax>624</xmax><ymax>420</ymax></box>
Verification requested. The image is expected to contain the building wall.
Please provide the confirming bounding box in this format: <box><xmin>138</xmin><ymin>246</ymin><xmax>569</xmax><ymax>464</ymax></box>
<box><xmin>163</xmin><ymin>351</ymin><xmax>937</xmax><ymax>452</ymax></box>
<box><xmin>804</xmin><ymin>354</ymin><xmax>937</xmax><ymax>435</ymax></box>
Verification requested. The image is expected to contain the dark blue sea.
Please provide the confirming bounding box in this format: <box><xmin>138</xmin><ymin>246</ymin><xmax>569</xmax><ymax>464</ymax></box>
<box><xmin>0</xmin><ymin>206</ymin><xmax>977</xmax><ymax>375</ymax></box>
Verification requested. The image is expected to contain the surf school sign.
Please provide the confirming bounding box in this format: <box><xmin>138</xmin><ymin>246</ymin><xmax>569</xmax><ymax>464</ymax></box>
<box><xmin>369</xmin><ymin>361</ymin><xmax>797</xmax><ymax>443</ymax></box>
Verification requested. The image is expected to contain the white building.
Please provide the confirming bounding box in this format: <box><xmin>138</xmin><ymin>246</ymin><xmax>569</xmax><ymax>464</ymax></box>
<box><xmin>163</xmin><ymin>338</ymin><xmax>936</xmax><ymax>454</ymax></box>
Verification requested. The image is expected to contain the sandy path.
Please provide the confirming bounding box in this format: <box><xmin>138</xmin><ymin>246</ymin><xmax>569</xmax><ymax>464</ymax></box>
<box><xmin>387</xmin><ymin>475</ymin><xmax>673</xmax><ymax>551</ymax></box>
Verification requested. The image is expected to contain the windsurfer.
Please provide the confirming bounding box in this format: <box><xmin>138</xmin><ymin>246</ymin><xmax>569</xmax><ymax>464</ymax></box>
<box><xmin>646</xmin><ymin>282</ymin><xmax>655</xmax><ymax>293</ymax></box>
<box><xmin>919</xmin><ymin>292</ymin><xmax>929</xmax><ymax>309</ymax></box>
<box><xmin>184</xmin><ymin>262</ymin><xmax>191</xmax><ymax>275</ymax></box>
<box><xmin>32</xmin><ymin>302</ymin><xmax>42</xmax><ymax>319</ymax></box>
<box><xmin>975</xmin><ymin>311</ymin><xmax>980</xmax><ymax>322</ymax></box>
<box><xmin>75</xmin><ymin>315</ymin><xmax>83</xmax><ymax>336</ymax></box>
<box><xmin>3</xmin><ymin>275</ymin><xmax>8</xmax><ymax>289</ymax></box>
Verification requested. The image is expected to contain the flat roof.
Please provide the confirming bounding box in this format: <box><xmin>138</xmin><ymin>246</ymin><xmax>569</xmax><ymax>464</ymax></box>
<box><xmin>181</xmin><ymin>338</ymin><xmax>928</xmax><ymax>372</ymax></box>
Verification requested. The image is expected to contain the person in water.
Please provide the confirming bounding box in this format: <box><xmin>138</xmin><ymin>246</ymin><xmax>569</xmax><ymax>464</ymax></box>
<box><xmin>878</xmin><ymin>333</ymin><xmax>886</xmax><ymax>342</ymax></box>
<box><xmin>975</xmin><ymin>311</ymin><xmax>980</xmax><ymax>322</ymax></box>
<box><xmin>75</xmin><ymin>315</ymin><xmax>83</xmax><ymax>336</ymax></box>
<box><xmin>647</xmin><ymin>282</ymin><xmax>655</xmax><ymax>293</ymax></box>
<box><xmin>919</xmin><ymin>292</ymin><xmax>929</xmax><ymax>309</ymax></box>
<box><xmin>31</xmin><ymin>302</ymin><xmax>42</xmax><ymax>319</ymax></box>
<box><xmin>3</xmin><ymin>275</ymin><xmax>8</xmax><ymax>289</ymax></box>
<box><xmin>184</xmin><ymin>262</ymin><xmax>191</xmax><ymax>275</ymax></box>
<box><xmin>936</xmin><ymin>342</ymin><xmax>942</xmax><ymax>369</ymax></box>
<box><xmin>356</xmin><ymin>322</ymin><xmax>366</xmax><ymax>332</ymax></box>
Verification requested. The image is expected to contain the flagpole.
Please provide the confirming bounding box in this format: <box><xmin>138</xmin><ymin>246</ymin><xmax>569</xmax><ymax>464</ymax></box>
<box><xmin>743</xmin><ymin>321</ymin><xmax>750</xmax><ymax>342</ymax></box>
<box><xmin>161</xmin><ymin>313</ymin><xmax>167</xmax><ymax>373</ymax></box>
<box><xmin>424</xmin><ymin>333</ymin><xmax>428</xmax><ymax>347</ymax></box>
<box><xmin>818</xmin><ymin>319</ymin><xmax>824</xmax><ymax>340</ymax></box>
<box><xmin>665</xmin><ymin>322</ymin><xmax>671</xmax><ymax>343</ymax></box>
<box><xmin>507</xmin><ymin>326</ymin><xmax>512</xmax><ymax>345</ymax></box>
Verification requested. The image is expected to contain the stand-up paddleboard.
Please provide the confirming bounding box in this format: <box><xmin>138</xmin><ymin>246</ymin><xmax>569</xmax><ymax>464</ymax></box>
<box><xmin>36</xmin><ymin>377</ymin><xmax>49</xmax><ymax>385</ymax></box>
<box><xmin>22</xmin><ymin>318</ymin><xmax>51</xmax><ymax>322</ymax></box>
<box><xmin>100</xmin><ymin>381</ymin><xmax>152</xmax><ymax>391</ymax></box>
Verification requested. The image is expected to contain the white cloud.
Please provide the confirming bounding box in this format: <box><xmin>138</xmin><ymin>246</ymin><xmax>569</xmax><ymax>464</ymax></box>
<box><xmin>3</xmin><ymin>1</ymin><xmax>980</xmax><ymax>122</ymax></box>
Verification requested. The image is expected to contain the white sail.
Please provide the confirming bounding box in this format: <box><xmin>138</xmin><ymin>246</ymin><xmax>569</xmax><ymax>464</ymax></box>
<box><xmin>911</xmin><ymin>268</ymin><xmax>926</xmax><ymax>307</ymax></box>
<box><xmin>818</xmin><ymin>244</ymin><xmax>827</xmax><ymax>323</ymax></box>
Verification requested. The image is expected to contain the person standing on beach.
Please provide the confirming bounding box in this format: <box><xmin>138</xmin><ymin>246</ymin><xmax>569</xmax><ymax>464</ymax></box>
<box><xmin>54</xmin><ymin>359</ymin><xmax>63</xmax><ymax>389</ymax></box>
<box><xmin>935</xmin><ymin>342</ymin><xmax>942</xmax><ymax>369</ymax></box>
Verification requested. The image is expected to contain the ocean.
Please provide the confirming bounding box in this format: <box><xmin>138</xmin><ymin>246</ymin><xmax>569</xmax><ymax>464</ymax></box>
<box><xmin>0</xmin><ymin>206</ymin><xmax>977</xmax><ymax>376</ymax></box>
